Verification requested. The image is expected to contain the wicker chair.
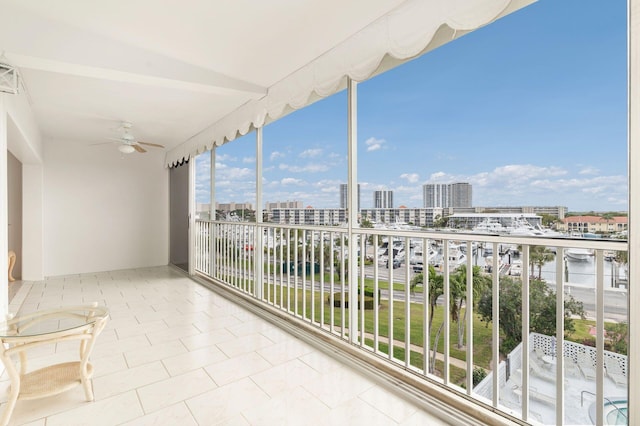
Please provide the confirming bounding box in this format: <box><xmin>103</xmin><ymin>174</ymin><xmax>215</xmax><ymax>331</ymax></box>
<box><xmin>0</xmin><ymin>304</ymin><xmax>109</xmax><ymax>426</ymax></box>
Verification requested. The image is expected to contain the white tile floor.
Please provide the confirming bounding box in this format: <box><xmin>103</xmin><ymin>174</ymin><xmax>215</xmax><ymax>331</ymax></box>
<box><xmin>1</xmin><ymin>266</ymin><xmax>450</xmax><ymax>425</ymax></box>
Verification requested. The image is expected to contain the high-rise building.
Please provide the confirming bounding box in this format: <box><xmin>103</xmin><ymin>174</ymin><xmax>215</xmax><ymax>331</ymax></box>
<box><xmin>373</xmin><ymin>190</ymin><xmax>393</xmax><ymax>208</ymax></box>
<box><xmin>423</xmin><ymin>184</ymin><xmax>449</xmax><ymax>208</ymax></box>
<box><xmin>423</xmin><ymin>183</ymin><xmax>472</xmax><ymax>208</ymax></box>
<box><xmin>340</xmin><ymin>184</ymin><xmax>361</xmax><ymax>210</ymax></box>
<box><xmin>449</xmin><ymin>182</ymin><xmax>472</xmax><ymax>207</ymax></box>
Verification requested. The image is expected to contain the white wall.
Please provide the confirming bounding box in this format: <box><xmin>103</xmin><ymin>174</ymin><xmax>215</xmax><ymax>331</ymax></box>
<box><xmin>7</xmin><ymin>151</ymin><xmax>22</xmax><ymax>278</ymax></box>
<box><xmin>4</xmin><ymin>91</ymin><xmax>44</xmax><ymax>282</ymax></box>
<box><xmin>22</xmin><ymin>164</ymin><xmax>44</xmax><ymax>280</ymax></box>
<box><xmin>43</xmin><ymin>139</ymin><xmax>169</xmax><ymax>276</ymax></box>
<box><xmin>0</xmin><ymin>96</ymin><xmax>9</xmax><ymax>317</ymax></box>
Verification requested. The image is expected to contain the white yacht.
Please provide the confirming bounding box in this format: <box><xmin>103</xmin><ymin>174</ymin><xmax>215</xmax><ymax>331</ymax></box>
<box><xmin>508</xmin><ymin>218</ymin><xmax>545</xmax><ymax>236</ymax></box>
<box><xmin>509</xmin><ymin>259</ymin><xmax>522</xmax><ymax>276</ymax></box>
<box><xmin>472</xmin><ymin>219</ymin><xmax>508</xmax><ymax>234</ymax></box>
<box><xmin>565</xmin><ymin>248</ymin><xmax>594</xmax><ymax>261</ymax></box>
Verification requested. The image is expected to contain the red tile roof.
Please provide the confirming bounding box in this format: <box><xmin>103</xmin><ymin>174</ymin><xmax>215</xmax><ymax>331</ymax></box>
<box><xmin>562</xmin><ymin>215</ymin><xmax>628</xmax><ymax>224</ymax></box>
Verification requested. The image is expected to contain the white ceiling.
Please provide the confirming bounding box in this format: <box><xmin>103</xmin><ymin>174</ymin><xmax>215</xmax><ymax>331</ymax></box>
<box><xmin>0</xmin><ymin>0</ymin><xmax>406</xmax><ymax>150</ymax></box>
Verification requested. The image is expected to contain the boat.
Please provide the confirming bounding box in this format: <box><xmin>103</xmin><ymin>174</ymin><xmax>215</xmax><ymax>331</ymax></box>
<box><xmin>509</xmin><ymin>260</ymin><xmax>522</xmax><ymax>276</ymax></box>
<box><xmin>472</xmin><ymin>219</ymin><xmax>508</xmax><ymax>234</ymax></box>
<box><xmin>565</xmin><ymin>248</ymin><xmax>594</xmax><ymax>261</ymax></box>
<box><xmin>447</xmin><ymin>247</ymin><xmax>466</xmax><ymax>270</ymax></box>
<box><xmin>508</xmin><ymin>218</ymin><xmax>545</xmax><ymax>236</ymax></box>
<box><xmin>483</xmin><ymin>255</ymin><xmax>503</xmax><ymax>273</ymax></box>
<box><xmin>534</xmin><ymin>224</ymin><xmax>565</xmax><ymax>237</ymax></box>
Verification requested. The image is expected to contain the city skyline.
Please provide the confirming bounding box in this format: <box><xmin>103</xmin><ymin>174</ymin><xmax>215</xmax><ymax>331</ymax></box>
<box><xmin>196</xmin><ymin>1</ymin><xmax>627</xmax><ymax>212</ymax></box>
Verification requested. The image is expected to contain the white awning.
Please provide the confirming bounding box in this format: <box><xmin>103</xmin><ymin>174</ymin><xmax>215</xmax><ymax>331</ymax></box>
<box><xmin>165</xmin><ymin>0</ymin><xmax>535</xmax><ymax>167</ymax></box>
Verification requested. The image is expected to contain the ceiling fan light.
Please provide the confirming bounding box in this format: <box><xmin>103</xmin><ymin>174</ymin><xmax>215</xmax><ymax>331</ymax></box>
<box><xmin>118</xmin><ymin>144</ymin><xmax>135</xmax><ymax>154</ymax></box>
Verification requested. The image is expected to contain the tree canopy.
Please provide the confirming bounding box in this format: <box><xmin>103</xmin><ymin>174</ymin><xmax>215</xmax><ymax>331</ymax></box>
<box><xmin>477</xmin><ymin>276</ymin><xmax>585</xmax><ymax>355</ymax></box>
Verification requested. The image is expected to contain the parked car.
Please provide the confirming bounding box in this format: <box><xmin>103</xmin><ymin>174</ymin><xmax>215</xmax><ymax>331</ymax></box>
<box><xmin>386</xmin><ymin>258</ymin><xmax>401</xmax><ymax>269</ymax></box>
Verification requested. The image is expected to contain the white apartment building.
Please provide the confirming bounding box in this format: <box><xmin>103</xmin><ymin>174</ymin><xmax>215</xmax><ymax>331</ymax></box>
<box><xmin>373</xmin><ymin>190</ymin><xmax>393</xmax><ymax>208</ymax></box>
<box><xmin>423</xmin><ymin>182</ymin><xmax>472</xmax><ymax>208</ymax></box>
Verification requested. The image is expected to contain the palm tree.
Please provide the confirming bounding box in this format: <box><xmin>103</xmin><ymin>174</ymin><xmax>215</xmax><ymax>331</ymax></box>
<box><xmin>410</xmin><ymin>266</ymin><xmax>443</xmax><ymax>373</ymax></box>
<box><xmin>452</xmin><ymin>265</ymin><xmax>491</xmax><ymax>349</ymax></box>
<box><xmin>530</xmin><ymin>246</ymin><xmax>555</xmax><ymax>280</ymax></box>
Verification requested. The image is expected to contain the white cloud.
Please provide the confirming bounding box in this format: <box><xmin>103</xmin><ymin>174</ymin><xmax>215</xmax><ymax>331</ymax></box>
<box><xmin>461</xmin><ymin>165</ymin><xmax>568</xmax><ymax>189</ymax></box>
<box><xmin>365</xmin><ymin>137</ymin><xmax>386</xmax><ymax>152</ymax></box>
<box><xmin>217</xmin><ymin>153</ymin><xmax>236</xmax><ymax>162</ymax></box>
<box><xmin>270</xmin><ymin>151</ymin><xmax>285</xmax><ymax>161</ymax></box>
<box><xmin>579</xmin><ymin>166</ymin><xmax>600</xmax><ymax>175</ymax></box>
<box><xmin>195</xmin><ymin>154</ymin><xmax>211</xmax><ymax>203</ymax></box>
<box><xmin>243</xmin><ymin>157</ymin><xmax>255</xmax><ymax>163</ymax></box>
<box><xmin>300</xmin><ymin>148</ymin><xmax>322</xmax><ymax>158</ymax></box>
<box><xmin>215</xmin><ymin>166</ymin><xmax>254</xmax><ymax>183</ymax></box>
<box><xmin>279</xmin><ymin>163</ymin><xmax>330</xmax><ymax>173</ymax></box>
<box><xmin>313</xmin><ymin>179</ymin><xmax>342</xmax><ymax>193</ymax></box>
<box><xmin>400</xmin><ymin>173</ymin><xmax>419</xmax><ymax>183</ymax></box>
<box><xmin>281</xmin><ymin>177</ymin><xmax>305</xmax><ymax>186</ymax></box>
<box><xmin>428</xmin><ymin>171</ymin><xmax>448</xmax><ymax>181</ymax></box>
<box><xmin>582</xmin><ymin>186</ymin><xmax>606</xmax><ymax>194</ymax></box>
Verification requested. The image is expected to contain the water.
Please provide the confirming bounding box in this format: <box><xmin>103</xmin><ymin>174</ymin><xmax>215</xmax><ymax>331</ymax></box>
<box><xmin>406</xmin><ymin>243</ymin><xmax>627</xmax><ymax>289</ymax></box>
<box><xmin>474</xmin><ymin>249</ymin><xmax>626</xmax><ymax>289</ymax></box>
<box><xmin>538</xmin><ymin>257</ymin><xmax>625</xmax><ymax>288</ymax></box>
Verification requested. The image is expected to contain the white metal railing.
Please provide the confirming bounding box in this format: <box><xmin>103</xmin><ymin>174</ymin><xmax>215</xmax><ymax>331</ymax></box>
<box><xmin>195</xmin><ymin>219</ymin><xmax>628</xmax><ymax>425</ymax></box>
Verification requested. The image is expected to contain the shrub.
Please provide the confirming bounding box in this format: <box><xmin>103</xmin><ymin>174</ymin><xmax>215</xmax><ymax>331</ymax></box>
<box><xmin>329</xmin><ymin>292</ymin><xmax>375</xmax><ymax>310</ymax></box>
<box><xmin>472</xmin><ymin>367</ymin><xmax>487</xmax><ymax>387</ymax></box>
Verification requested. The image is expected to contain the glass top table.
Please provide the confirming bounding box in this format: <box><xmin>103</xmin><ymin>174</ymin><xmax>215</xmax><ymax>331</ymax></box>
<box><xmin>0</xmin><ymin>305</ymin><xmax>109</xmax><ymax>339</ymax></box>
<box><xmin>0</xmin><ymin>304</ymin><xmax>110</xmax><ymax>426</ymax></box>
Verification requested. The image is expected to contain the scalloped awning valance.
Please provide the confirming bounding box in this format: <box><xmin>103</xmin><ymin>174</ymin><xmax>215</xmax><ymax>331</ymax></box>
<box><xmin>165</xmin><ymin>0</ymin><xmax>535</xmax><ymax>167</ymax></box>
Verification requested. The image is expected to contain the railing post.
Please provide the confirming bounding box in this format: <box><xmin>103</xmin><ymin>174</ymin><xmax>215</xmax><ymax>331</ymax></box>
<box><xmin>555</xmin><ymin>247</ymin><xmax>565</xmax><ymax>425</ymax></box>
<box><xmin>521</xmin><ymin>244</ymin><xmax>530</xmax><ymax>422</ymax></box>
<box><xmin>628</xmin><ymin>3</ymin><xmax>638</xmax><ymax>424</ymax></box>
<box><xmin>595</xmin><ymin>249</ymin><xmax>605</xmax><ymax>426</ymax></box>
<box><xmin>347</xmin><ymin>77</ymin><xmax>359</xmax><ymax>344</ymax></box>
<box><xmin>491</xmin><ymin>242</ymin><xmax>500</xmax><ymax>408</ymax></box>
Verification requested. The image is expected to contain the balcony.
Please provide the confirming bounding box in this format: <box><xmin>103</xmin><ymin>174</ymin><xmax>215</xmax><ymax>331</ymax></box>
<box><xmin>1</xmin><ymin>1</ymin><xmax>637</xmax><ymax>425</ymax></box>
<box><xmin>194</xmin><ymin>220</ymin><xmax>629</xmax><ymax>425</ymax></box>
<box><xmin>3</xmin><ymin>266</ymin><xmax>452</xmax><ymax>425</ymax></box>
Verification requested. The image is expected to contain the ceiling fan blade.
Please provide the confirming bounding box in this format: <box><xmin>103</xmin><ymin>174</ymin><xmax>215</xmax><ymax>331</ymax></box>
<box><xmin>137</xmin><ymin>141</ymin><xmax>165</xmax><ymax>148</ymax></box>
<box><xmin>133</xmin><ymin>144</ymin><xmax>147</xmax><ymax>153</ymax></box>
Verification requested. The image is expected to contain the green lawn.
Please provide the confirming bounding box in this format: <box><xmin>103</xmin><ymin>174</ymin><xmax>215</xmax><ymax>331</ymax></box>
<box><xmin>259</xmin><ymin>280</ymin><xmax>495</xmax><ymax>378</ymax></box>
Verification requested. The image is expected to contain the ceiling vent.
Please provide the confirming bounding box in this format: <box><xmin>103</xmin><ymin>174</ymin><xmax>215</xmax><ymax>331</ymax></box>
<box><xmin>0</xmin><ymin>62</ymin><xmax>19</xmax><ymax>94</ymax></box>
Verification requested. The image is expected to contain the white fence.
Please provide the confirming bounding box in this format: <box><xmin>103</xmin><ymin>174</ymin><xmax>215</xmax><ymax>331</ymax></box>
<box><xmin>474</xmin><ymin>332</ymin><xmax>628</xmax><ymax>399</ymax></box>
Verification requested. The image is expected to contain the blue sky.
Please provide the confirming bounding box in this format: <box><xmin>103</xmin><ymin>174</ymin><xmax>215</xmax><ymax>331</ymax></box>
<box><xmin>196</xmin><ymin>0</ymin><xmax>627</xmax><ymax>212</ymax></box>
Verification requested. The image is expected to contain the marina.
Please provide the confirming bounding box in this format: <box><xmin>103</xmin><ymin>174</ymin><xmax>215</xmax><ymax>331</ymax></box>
<box><xmin>367</xmin><ymin>228</ymin><xmax>628</xmax><ymax>302</ymax></box>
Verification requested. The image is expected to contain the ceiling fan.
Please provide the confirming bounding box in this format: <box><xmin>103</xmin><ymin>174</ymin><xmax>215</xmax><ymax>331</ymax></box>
<box><xmin>101</xmin><ymin>121</ymin><xmax>165</xmax><ymax>154</ymax></box>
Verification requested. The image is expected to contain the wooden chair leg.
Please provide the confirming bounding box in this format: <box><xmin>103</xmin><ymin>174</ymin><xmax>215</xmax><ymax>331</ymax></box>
<box><xmin>0</xmin><ymin>383</ymin><xmax>20</xmax><ymax>426</ymax></box>
<box><xmin>82</xmin><ymin>377</ymin><xmax>94</xmax><ymax>401</ymax></box>
<box><xmin>7</xmin><ymin>251</ymin><xmax>16</xmax><ymax>282</ymax></box>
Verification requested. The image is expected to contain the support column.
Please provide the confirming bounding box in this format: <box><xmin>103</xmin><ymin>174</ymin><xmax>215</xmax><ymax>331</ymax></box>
<box><xmin>22</xmin><ymin>164</ymin><xmax>43</xmax><ymax>281</ymax></box>
<box><xmin>255</xmin><ymin>128</ymin><xmax>264</xmax><ymax>299</ymax></box>
<box><xmin>188</xmin><ymin>157</ymin><xmax>196</xmax><ymax>275</ymax></box>
<box><xmin>209</xmin><ymin>148</ymin><xmax>216</xmax><ymax>275</ymax></box>
<box><xmin>0</xmin><ymin>96</ymin><xmax>9</xmax><ymax>317</ymax></box>
<box><xmin>628</xmin><ymin>1</ymin><xmax>638</xmax><ymax>424</ymax></box>
<box><xmin>347</xmin><ymin>78</ymin><xmax>359</xmax><ymax>344</ymax></box>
